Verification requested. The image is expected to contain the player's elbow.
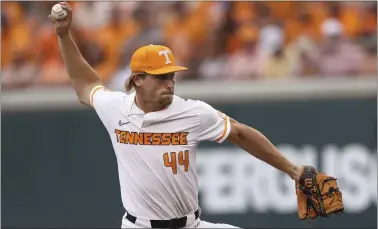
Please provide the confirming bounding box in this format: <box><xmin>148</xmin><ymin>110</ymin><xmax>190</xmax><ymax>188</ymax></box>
<box><xmin>79</xmin><ymin>92</ymin><xmax>96</xmax><ymax>108</ymax></box>
<box><xmin>75</xmin><ymin>82</ymin><xmax>102</xmax><ymax>107</ymax></box>
<box><xmin>78</xmin><ymin>97</ymin><xmax>91</xmax><ymax>107</ymax></box>
<box><xmin>74</xmin><ymin>90</ymin><xmax>88</xmax><ymax>106</ymax></box>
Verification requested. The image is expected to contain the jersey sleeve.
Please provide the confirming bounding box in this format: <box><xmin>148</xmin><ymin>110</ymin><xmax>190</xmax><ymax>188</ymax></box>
<box><xmin>196</xmin><ymin>101</ymin><xmax>231</xmax><ymax>143</ymax></box>
<box><xmin>89</xmin><ymin>85</ymin><xmax>125</xmax><ymax>128</ymax></box>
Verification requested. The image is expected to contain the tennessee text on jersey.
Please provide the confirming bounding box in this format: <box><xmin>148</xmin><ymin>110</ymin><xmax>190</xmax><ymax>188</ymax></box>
<box><xmin>114</xmin><ymin>130</ymin><xmax>189</xmax><ymax>145</ymax></box>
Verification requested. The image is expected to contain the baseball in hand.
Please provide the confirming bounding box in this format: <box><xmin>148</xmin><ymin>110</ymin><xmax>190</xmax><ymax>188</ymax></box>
<box><xmin>51</xmin><ymin>3</ymin><xmax>68</xmax><ymax>21</ymax></box>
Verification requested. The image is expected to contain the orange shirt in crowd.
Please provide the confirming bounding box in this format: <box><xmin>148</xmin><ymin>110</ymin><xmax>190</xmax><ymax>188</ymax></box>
<box><xmin>94</xmin><ymin>17</ymin><xmax>138</xmax><ymax>83</ymax></box>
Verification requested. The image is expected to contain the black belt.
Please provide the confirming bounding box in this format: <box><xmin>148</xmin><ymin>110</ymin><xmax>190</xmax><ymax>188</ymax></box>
<box><xmin>126</xmin><ymin>209</ymin><xmax>200</xmax><ymax>229</ymax></box>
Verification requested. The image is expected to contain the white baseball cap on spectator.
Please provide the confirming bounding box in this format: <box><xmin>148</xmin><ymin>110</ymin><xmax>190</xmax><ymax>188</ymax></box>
<box><xmin>321</xmin><ymin>18</ymin><xmax>344</xmax><ymax>37</ymax></box>
<box><xmin>259</xmin><ymin>25</ymin><xmax>284</xmax><ymax>54</ymax></box>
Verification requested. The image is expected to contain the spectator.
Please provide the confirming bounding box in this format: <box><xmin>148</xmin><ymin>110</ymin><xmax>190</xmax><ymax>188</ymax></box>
<box><xmin>254</xmin><ymin>3</ymin><xmax>273</xmax><ymax>28</ymax></box>
<box><xmin>32</xmin><ymin>24</ymin><xmax>67</xmax><ymax>86</ymax></box>
<box><xmin>2</xmin><ymin>49</ymin><xmax>40</xmax><ymax>89</ymax></box>
<box><xmin>71</xmin><ymin>28</ymin><xmax>105</xmax><ymax>68</ymax></box>
<box><xmin>198</xmin><ymin>36</ymin><xmax>228</xmax><ymax>81</ymax></box>
<box><xmin>94</xmin><ymin>5</ymin><xmax>138</xmax><ymax>83</ymax></box>
<box><xmin>72</xmin><ymin>2</ymin><xmax>113</xmax><ymax>32</ymax></box>
<box><xmin>121</xmin><ymin>3</ymin><xmax>164</xmax><ymax>57</ymax></box>
<box><xmin>35</xmin><ymin>61</ymin><xmax>69</xmax><ymax>86</ymax></box>
<box><xmin>1</xmin><ymin>11</ymin><xmax>11</xmax><ymax>68</ymax></box>
<box><xmin>258</xmin><ymin>24</ymin><xmax>300</xmax><ymax>79</ymax></box>
<box><xmin>285</xmin><ymin>12</ymin><xmax>321</xmax><ymax>76</ymax></box>
<box><xmin>358</xmin><ymin>3</ymin><xmax>377</xmax><ymax>76</ymax></box>
<box><xmin>223</xmin><ymin>23</ymin><xmax>264</xmax><ymax>81</ymax></box>
<box><xmin>357</xmin><ymin>3</ymin><xmax>377</xmax><ymax>55</ymax></box>
<box><xmin>318</xmin><ymin>18</ymin><xmax>366</xmax><ymax>77</ymax></box>
<box><xmin>218</xmin><ymin>2</ymin><xmax>239</xmax><ymax>54</ymax></box>
<box><xmin>2</xmin><ymin>2</ymin><xmax>33</xmax><ymax>66</ymax></box>
<box><xmin>162</xmin><ymin>2</ymin><xmax>204</xmax><ymax>80</ymax></box>
<box><xmin>107</xmin><ymin>53</ymin><xmax>131</xmax><ymax>92</ymax></box>
<box><xmin>25</xmin><ymin>2</ymin><xmax>57</xmax><ymax>25</ymax></box>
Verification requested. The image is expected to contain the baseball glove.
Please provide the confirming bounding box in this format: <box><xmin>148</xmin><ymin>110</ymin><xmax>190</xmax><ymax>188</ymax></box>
<box><xmin>296</xmin><ymin>165</ymin><xmax>344</xmax><ymax>221</ymax></box>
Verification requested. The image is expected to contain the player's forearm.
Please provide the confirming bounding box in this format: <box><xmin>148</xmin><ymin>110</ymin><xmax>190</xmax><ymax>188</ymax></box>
<box><xmin>235</xmin><ymin>124</ymin><xmax>301</xmax><ymax>181</ymax></box>
<box><xmin>57</xmin><ymin>33</ymin><xmax>101</xmax><ymax>97</ymax></box>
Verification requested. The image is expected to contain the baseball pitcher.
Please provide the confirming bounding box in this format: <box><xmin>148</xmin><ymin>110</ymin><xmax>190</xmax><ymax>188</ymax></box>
<box><xmin>49</xmin><ymin>2</ymin><xmax>343</xmax><ymax>228</ymax></box>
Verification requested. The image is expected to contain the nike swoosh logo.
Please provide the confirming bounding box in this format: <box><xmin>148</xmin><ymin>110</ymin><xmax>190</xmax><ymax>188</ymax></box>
<box><xmin>118</xmin><ymin>120</ymin><xmax>130</xmax><ymax>126</ymax></box>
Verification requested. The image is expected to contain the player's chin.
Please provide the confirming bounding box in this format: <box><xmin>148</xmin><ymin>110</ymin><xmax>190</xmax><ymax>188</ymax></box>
<box><xmin>159</xmin><ymin>94</ymin><xmax>173</xmax><ymax>105</ymax></box>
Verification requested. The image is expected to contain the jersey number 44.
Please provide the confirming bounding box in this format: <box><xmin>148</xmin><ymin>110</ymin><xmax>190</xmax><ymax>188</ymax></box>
<box><xmin>163</xmin><ymin>151</ymin><xmax>189</xmax><ymax>174</ymax></box>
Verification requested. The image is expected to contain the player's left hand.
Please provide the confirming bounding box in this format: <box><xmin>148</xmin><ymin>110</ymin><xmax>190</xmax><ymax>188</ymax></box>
<box><xmin>295</xmin><ymin>165</ymin><xmax>344</xmax><ymax>221</ymax></box>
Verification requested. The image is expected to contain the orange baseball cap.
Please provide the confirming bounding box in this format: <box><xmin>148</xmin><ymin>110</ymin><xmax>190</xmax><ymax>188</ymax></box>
<box><xmin>130</xmin><ymin>44</ymin><xmax>188</xmax><ymax>75</ymax></box>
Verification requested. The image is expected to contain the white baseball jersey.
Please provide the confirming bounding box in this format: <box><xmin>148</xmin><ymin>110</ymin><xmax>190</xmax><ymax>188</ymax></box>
<box><xmin>89</xmin><ymin>85</ymin><xmax>231</xmax><ymax>220</ymax></box>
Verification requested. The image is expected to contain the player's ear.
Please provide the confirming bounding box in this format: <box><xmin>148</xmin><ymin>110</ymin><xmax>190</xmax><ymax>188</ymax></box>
<box><xmin>133</xmin><ymin>74</ymin><xmax>146</xmax><ymax>87</ymax></box>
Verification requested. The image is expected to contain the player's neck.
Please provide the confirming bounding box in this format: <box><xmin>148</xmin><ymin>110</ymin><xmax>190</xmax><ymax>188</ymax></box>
<box><xmin>134</xmin><ymin>95</ymin><xmax>166</xmax><ymax>114</ymax></box>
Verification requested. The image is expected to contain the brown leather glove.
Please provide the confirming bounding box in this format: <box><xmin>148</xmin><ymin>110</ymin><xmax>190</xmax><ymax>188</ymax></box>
<box><xmin>296</xmin><ymin>166</ymin><xmax>344</xmax><ymax>221</ymax></box>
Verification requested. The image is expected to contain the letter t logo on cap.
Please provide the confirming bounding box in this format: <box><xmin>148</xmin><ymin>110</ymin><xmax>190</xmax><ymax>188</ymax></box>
<box><xmin>158</xmin><ymin>50</ymin><xmax>172</xmax><ymax>64</ymax></box>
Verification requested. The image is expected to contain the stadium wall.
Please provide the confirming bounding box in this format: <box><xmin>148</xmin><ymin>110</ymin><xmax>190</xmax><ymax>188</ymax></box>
<box><xmin>2</xmin><ymin>78</ymin><xmax>377</xmax><ymax>228</ymax></box>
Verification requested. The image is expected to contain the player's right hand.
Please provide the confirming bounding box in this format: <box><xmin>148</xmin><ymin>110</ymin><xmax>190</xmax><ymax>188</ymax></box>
<box><xmin>48</xmin><ymin>2</ymin><xmax>72</xmax><ymax>37</ymax></box>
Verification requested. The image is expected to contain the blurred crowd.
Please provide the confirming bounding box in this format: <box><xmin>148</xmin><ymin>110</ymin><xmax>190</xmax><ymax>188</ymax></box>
<box><xmin>2</xmin><ymin>1</ymin><xmax>377</xmax><ymax>91</ymax></box>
